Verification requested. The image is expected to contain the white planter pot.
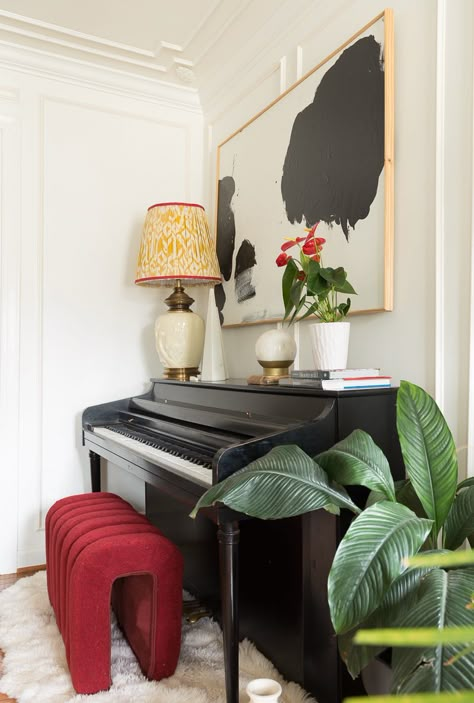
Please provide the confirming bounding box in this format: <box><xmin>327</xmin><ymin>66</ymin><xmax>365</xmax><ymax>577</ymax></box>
<box><xmin>246</xmin><ymin>678</ymin><xmax>282</xmax><ymax>702</ymax></box>
<box><xmin>309</xmin><ymin>321</ymin><xmax>350</xmax><ymax>370</ymax></box>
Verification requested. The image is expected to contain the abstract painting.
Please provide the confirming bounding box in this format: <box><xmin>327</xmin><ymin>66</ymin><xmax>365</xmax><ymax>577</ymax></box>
<box><xmin>215</xmin><ymin>10</ymin><xmax>394</xmax><ymax>328</ymax></box>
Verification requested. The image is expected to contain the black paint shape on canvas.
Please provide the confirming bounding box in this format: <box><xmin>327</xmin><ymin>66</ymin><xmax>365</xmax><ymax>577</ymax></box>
<box><xmin>214</xmin><ymin>284</ymin><xmax>225</xmax><ymax>326</ymax></box>
<box><xmin>216</xmin><ymin>176</ymin><xmax>236</xmax><ymax>281</ymax></box>
<box><xmin>235</xmin><ymin>239</ymin><xmax>256</xmax><ymax>303</ymax></box>
<box><xmin>281</xmin><ymin>35</ymin><xmax>384</xmax><ymax>239</ymax></box>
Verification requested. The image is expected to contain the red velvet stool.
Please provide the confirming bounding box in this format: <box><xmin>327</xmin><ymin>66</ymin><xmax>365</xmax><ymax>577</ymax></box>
<box><xmin>46</xmin><ymin>492</ymin><xmax>129</xmax><ymax>607</ymax></box>
<box><xmin>45</xmin><ymin>492</ymin><xmax>183</xmax><ymax>694</ymax></box>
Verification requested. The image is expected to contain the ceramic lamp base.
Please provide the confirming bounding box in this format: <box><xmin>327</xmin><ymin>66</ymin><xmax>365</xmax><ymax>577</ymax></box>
<box><xmin>155</xmin><ymin>284</ymin><xmax>205</xmax><ymax>380</ymax></box>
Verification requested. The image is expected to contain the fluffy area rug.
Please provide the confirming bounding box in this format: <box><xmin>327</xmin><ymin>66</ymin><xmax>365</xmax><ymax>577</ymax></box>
<box><xmin>0</xmin><ymin>573</ymin><xmax>316</xmax><ymax>703</ymax></box>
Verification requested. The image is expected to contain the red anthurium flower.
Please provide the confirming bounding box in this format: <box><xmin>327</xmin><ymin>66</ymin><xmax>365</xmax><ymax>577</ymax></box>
<box><xmin>297</xmin><ymin>271</ymin><xmax>306</xmax><ymax>281</ymax></box>
<box><xmin>315</xmin><ymin>237</ymin><xmax>326</xmax><ymax>246</ymax></box>
<box><xmin>302</xmin><ymin>239</ymin><xmax>317</xmax><ymax>255</ymax></box>
<box><xmin>276</xmin><ymin>252</ymin><xmax>291</xmax><ymax>267</ymax></box>
<box><xmin>281</xmin><ymin>236</ymin><xmax>306</xmax><ymax>252</ymax></box>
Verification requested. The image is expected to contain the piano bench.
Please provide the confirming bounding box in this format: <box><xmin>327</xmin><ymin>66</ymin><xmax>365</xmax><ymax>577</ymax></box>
<box><xmin>45</xmin><ymin>492</ymin><xmax>184</xmax><ymax>694</ymax></box>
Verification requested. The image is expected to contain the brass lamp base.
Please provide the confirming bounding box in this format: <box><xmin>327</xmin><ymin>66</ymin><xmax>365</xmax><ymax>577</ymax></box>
<box><xmin>257</xmin><ymin>359</ymin><xmax>294</xmax><ymax>376</ymax></box>
<box><xmin>162</xmin><ymin>367</ymin><xmax>200</xmax><ymax>382</ymax></box>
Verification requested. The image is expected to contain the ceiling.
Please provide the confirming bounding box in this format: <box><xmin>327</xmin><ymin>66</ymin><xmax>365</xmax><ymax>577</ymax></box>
<box><xmin>0</xmin><ymin>0</ymin><xmax>279</xmax><ymax>90</ymax></box>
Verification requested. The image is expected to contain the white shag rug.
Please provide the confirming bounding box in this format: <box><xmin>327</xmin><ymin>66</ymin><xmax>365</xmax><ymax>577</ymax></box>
<box><xmin>0</xmin><ymin>572</ymin><xmax>316</xmax><ymax>703</ymax></box>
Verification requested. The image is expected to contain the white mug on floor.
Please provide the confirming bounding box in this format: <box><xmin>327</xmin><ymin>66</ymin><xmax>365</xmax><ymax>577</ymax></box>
<box><xmin>246</xmin><ymin>678</ymin><xmax>282</xmax><ymax>702</ymax></box>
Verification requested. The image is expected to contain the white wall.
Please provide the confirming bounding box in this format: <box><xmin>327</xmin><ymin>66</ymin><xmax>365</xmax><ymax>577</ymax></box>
<box><xmin>0</xmin><ymin>47</ymin><xmax>203</xmax><ymax>571</ymax></box>
<box><xmin>204</xmin><ymin>0</ymin><xmax>473</xmax><ymax>478</ymax></box>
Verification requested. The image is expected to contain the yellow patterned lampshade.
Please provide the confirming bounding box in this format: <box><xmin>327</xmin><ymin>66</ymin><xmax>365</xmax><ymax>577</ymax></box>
<box><xmin>135</xmin><ymin>202</ymin><xmax>221</xmax><ymax>382</ymax></box>
<box><xmin>135</xmin><ymin>202</ymin><xmax>221</xmax><ymax>285</ymax></box>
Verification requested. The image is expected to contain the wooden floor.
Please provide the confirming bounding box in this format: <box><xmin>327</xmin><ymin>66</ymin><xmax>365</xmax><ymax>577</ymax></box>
<box><xmin>0</xmin><ymin>570</ymin><xmax>42</xmax><ymax>703</ymax></box>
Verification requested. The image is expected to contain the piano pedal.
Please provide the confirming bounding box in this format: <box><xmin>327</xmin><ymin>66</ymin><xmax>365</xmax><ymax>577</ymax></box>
<box><xmin>183</xmin><ymin>598</ymin><xmax>212</xmax><ymax>623</ymax></box>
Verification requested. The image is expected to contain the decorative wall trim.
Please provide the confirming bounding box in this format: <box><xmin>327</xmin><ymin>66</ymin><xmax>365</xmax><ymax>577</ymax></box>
<box><xmin>468</xmin><ymin>21</ymin><xmax>474</xmax><ymax>478</ymax></box>
<box><xmin>0</xmin><ymin>85</ymin><xmax>17</xmax><ymax>101</ymax></box>
<box><xmin>435</xmin><ymin>0</ymin><xmax>447</xmax><ymax>411</ymax></box>
<box><xmin>0</xmin><ymin>42</ymin><xmax>202</xmax><ymax>114</ymax></box>
<box><xmin>0</xmin><ymin>115</ymin><xmax>21</xmax><ymax>572</ymax></box>
<box><xmin>0</xmin><ymin>9</ymin><xmax>155</xmax><ymax>56</ymax></box>
<box><xmin>0</xmin><ymin>19</ymin><xmax>168</xmax><ymax>72</ymax></box>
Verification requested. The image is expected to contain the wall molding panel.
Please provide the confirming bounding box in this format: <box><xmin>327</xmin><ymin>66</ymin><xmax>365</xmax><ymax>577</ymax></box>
<box><xmin>0</xmin><ymin>41</ymin><xmax>204</xmax><ymax>566</ymax></box>
<box><xmin>435</xmin><ymin>0</ymin><xmax>447</xmax><ymax>411</ymax></box>
<box><xmin>0</xmin><ymin>109</ymin><xmax>21</xmax><ymax>573</ymax></box>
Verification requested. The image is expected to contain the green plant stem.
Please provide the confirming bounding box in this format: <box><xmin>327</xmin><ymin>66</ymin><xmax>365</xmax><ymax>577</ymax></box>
<box><xmin>345</xmin><ymin>693</ymin><xmax>474</xmax><ymax>703</ymax></box>
<box><xmin>355</xmin><ymin>626</ymin><xmax>474</xmax><ymax>647</ymax></box>
<box><xmin>406</xmin><ymin>550</ymin><xmax>474</xmax><ymax>568</ymax></box>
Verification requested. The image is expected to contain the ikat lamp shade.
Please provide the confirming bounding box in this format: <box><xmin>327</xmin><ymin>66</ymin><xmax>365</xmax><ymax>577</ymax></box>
<box><xmin>135</xmin><ymin>202</ymin><xmax>221</xmax><ymax>381</ymax></box>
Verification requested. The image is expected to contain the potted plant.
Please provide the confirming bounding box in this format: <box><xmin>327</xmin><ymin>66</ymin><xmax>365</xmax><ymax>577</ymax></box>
<box><xmin>277</xmin><ymin>223</ymin><xmax>357</xmax><ymax>369</ymax></box>
<box><xmin>191</xmin><ymin>381</ymin><xmax>474</xmax><ymax>694</ymax></box>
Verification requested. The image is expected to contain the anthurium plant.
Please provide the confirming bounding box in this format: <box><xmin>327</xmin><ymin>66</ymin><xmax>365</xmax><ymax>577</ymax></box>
<box><xmin>276</xmin><ymin>222</ymin><xmax>357</xmax><ymax>323</ymax></box>
<box><xmin>191</xmin><ymin>381</ymin><xmax>474</xmax><ymax>695</ymax></box>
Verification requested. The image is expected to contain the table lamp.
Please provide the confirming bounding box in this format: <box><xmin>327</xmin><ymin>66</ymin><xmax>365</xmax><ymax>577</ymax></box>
<box><xmin>135</xmin><ymin>202</ymin><xmax>221</xmax><ymax>381</ymax></box>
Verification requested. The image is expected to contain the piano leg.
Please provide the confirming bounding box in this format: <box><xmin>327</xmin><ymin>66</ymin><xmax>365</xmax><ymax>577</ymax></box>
<box><xmin>218</xmin><ymin>520</ymin><xmax>240</xmax><ymax>703</ymax></box>
<box><xmin>89</xmin><ymin>450</ymin><xmax>101</xmax><ymax>492</ymax></box>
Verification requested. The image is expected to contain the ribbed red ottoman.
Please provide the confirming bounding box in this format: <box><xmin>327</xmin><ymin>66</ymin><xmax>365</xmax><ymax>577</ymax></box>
<box><xmin>45</xmin><ymin>492</ymin><xmax>183</xmax><ymax>694</ymax></box>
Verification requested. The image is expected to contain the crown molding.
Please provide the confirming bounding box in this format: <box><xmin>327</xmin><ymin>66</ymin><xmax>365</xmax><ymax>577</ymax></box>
<box><xmin>0</xmin><ymin>41</ymin><xmax>202</xmax><ymax>113</ymax></box>
<box><xmin>0</xmin><ymin>9</ymin><xmax>199</xmax><ymax>85</ymax></box>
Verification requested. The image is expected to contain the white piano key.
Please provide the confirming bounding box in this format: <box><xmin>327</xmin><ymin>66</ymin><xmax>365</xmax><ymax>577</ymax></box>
<box><xmin>92</xmin><ymin>426</ymin><xmax>213</xmax><ymax>487</ymax></box>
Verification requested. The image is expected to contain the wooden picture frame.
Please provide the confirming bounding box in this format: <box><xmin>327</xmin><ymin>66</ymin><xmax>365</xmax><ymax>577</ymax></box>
<box><xmin>215</xmin><ymin>9</ymin><xmax>394</xmax><ymax>328</ymax></box>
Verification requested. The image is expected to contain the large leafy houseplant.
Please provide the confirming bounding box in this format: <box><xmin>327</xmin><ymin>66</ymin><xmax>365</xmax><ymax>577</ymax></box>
<box><xmin>191</xmin><ymin>381</ymin><xmax>474</xmax><ymax>694</ymax></box>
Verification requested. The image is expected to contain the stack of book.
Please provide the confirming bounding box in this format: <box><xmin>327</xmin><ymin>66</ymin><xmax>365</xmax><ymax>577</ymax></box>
<box><xmin>279</xmin><ymin>368</ymin><xmax>391</xmax><ymax>391</ymax></box>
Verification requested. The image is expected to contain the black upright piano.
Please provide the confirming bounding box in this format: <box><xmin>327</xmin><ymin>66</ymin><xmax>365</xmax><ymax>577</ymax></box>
<box><xmin>82</xmin><ymin>378</ymin><xmax>404</xmax><ymax>703</ymax></box>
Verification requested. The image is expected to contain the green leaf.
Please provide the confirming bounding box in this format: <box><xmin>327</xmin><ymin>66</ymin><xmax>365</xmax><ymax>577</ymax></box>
<box><xmin>316</xmin><ymin>429</ymin><xmax>396</xmax><ymax>501</ymax></box>
<box><xmin>396</xmin><ymin>381</ymin><xmax>458</xmax><ymax>536</ymax></box>
<box><xmin>328</xmin><ymin>501</ymin><xmax>433</xmax><ymax>634</ymax></box>
<box><xmin>395</xmin><ymin>480</ymin><xmax>427</xmax><ymax>519</ymax></box>
<box><xmin>288</xmin><ymin>292</ymin><xmax>307</xmax><ymax>323</ymax></box>
<box><xmin>337</xmin><ymin>279</ymin><xmax>357</xmax><ymax>295</ymax></box>
<box><xmin>290</xmin><ymin>278</ymin><xmax>304</xmax><ymax>307</ymax></box>
<box><xmin>340</xmin><ymin>564</ymin><xmax>434</xmax><ymax>678</ymax></box>
<box><xmin>282</xmin><ymin>258</ymin><xmax>298</xmax><ymax>312</ymax></box>
<box><xmin>457</xmin><ymin>477</ymin><xmax>474</xmax><ymax>491</ymax></box>
<box><xmin>190</xmin><ymin>445</ymin><xmax>360</xmax><ymax>520</ymax></box>
<box><xmin>320</xmin><ymin>266</ymin><xmax>345</xmax><ymax>286</ymax></box>
<box><xmin>306</xmin><ymin>267</ymin><xmax>328</xmax><ymax>296</ymax></box>
<box><xmin>391</xmin><ymin>568</ymin><xmax>474</xmax><ymax>693</ymax></box>
<box><xmin>337</xmin><ymin>299</ymin><xmax>351</xmax><ymax>317</ymax></box>
<box><xmin>444</xmin><ymin>487</ymin><xmax>474</xmax><ymax>550</ymax></box>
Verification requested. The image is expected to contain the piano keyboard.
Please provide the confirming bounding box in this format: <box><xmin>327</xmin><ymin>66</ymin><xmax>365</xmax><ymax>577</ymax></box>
<box><xmin>92</xmin><ymin>426</ymin><xmax>213</xmax><ymax>487</ymax></box>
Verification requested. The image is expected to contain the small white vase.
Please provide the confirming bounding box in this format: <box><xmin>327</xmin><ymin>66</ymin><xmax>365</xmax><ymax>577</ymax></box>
<box><xmin>246</xmin><ymin>678</ymin><xmax>282</xmax><ymax>702</ymax></box>
<box><xmin>309</xmin><ymin>321</ymin><xmax>350</xmax><ymax>370</ymax></box>
<box><xmin>255</xmin><ymin>328</ymin><xmax>297</xmax><ymax>376</ymax></box>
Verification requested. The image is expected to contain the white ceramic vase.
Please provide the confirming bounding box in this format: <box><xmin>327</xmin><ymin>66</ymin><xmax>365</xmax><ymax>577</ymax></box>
<box><xmin>201</xmin><ymin>287</ymin><xmax>227</xmax><ymax>381</ymax></box>
<box><xmin>246</xmin><ymin>678</ymin><xmax>282</xmax><ymax>702</ymax></box>
<box><xmin>309</xmin><ymin>321</ymin><xmax>350</xmax><ymax>370</ymax></box>
<box><xmin>255</xmin><ymin>328</ymin><xmax>297</xmax><ymax>377</ymax></box>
